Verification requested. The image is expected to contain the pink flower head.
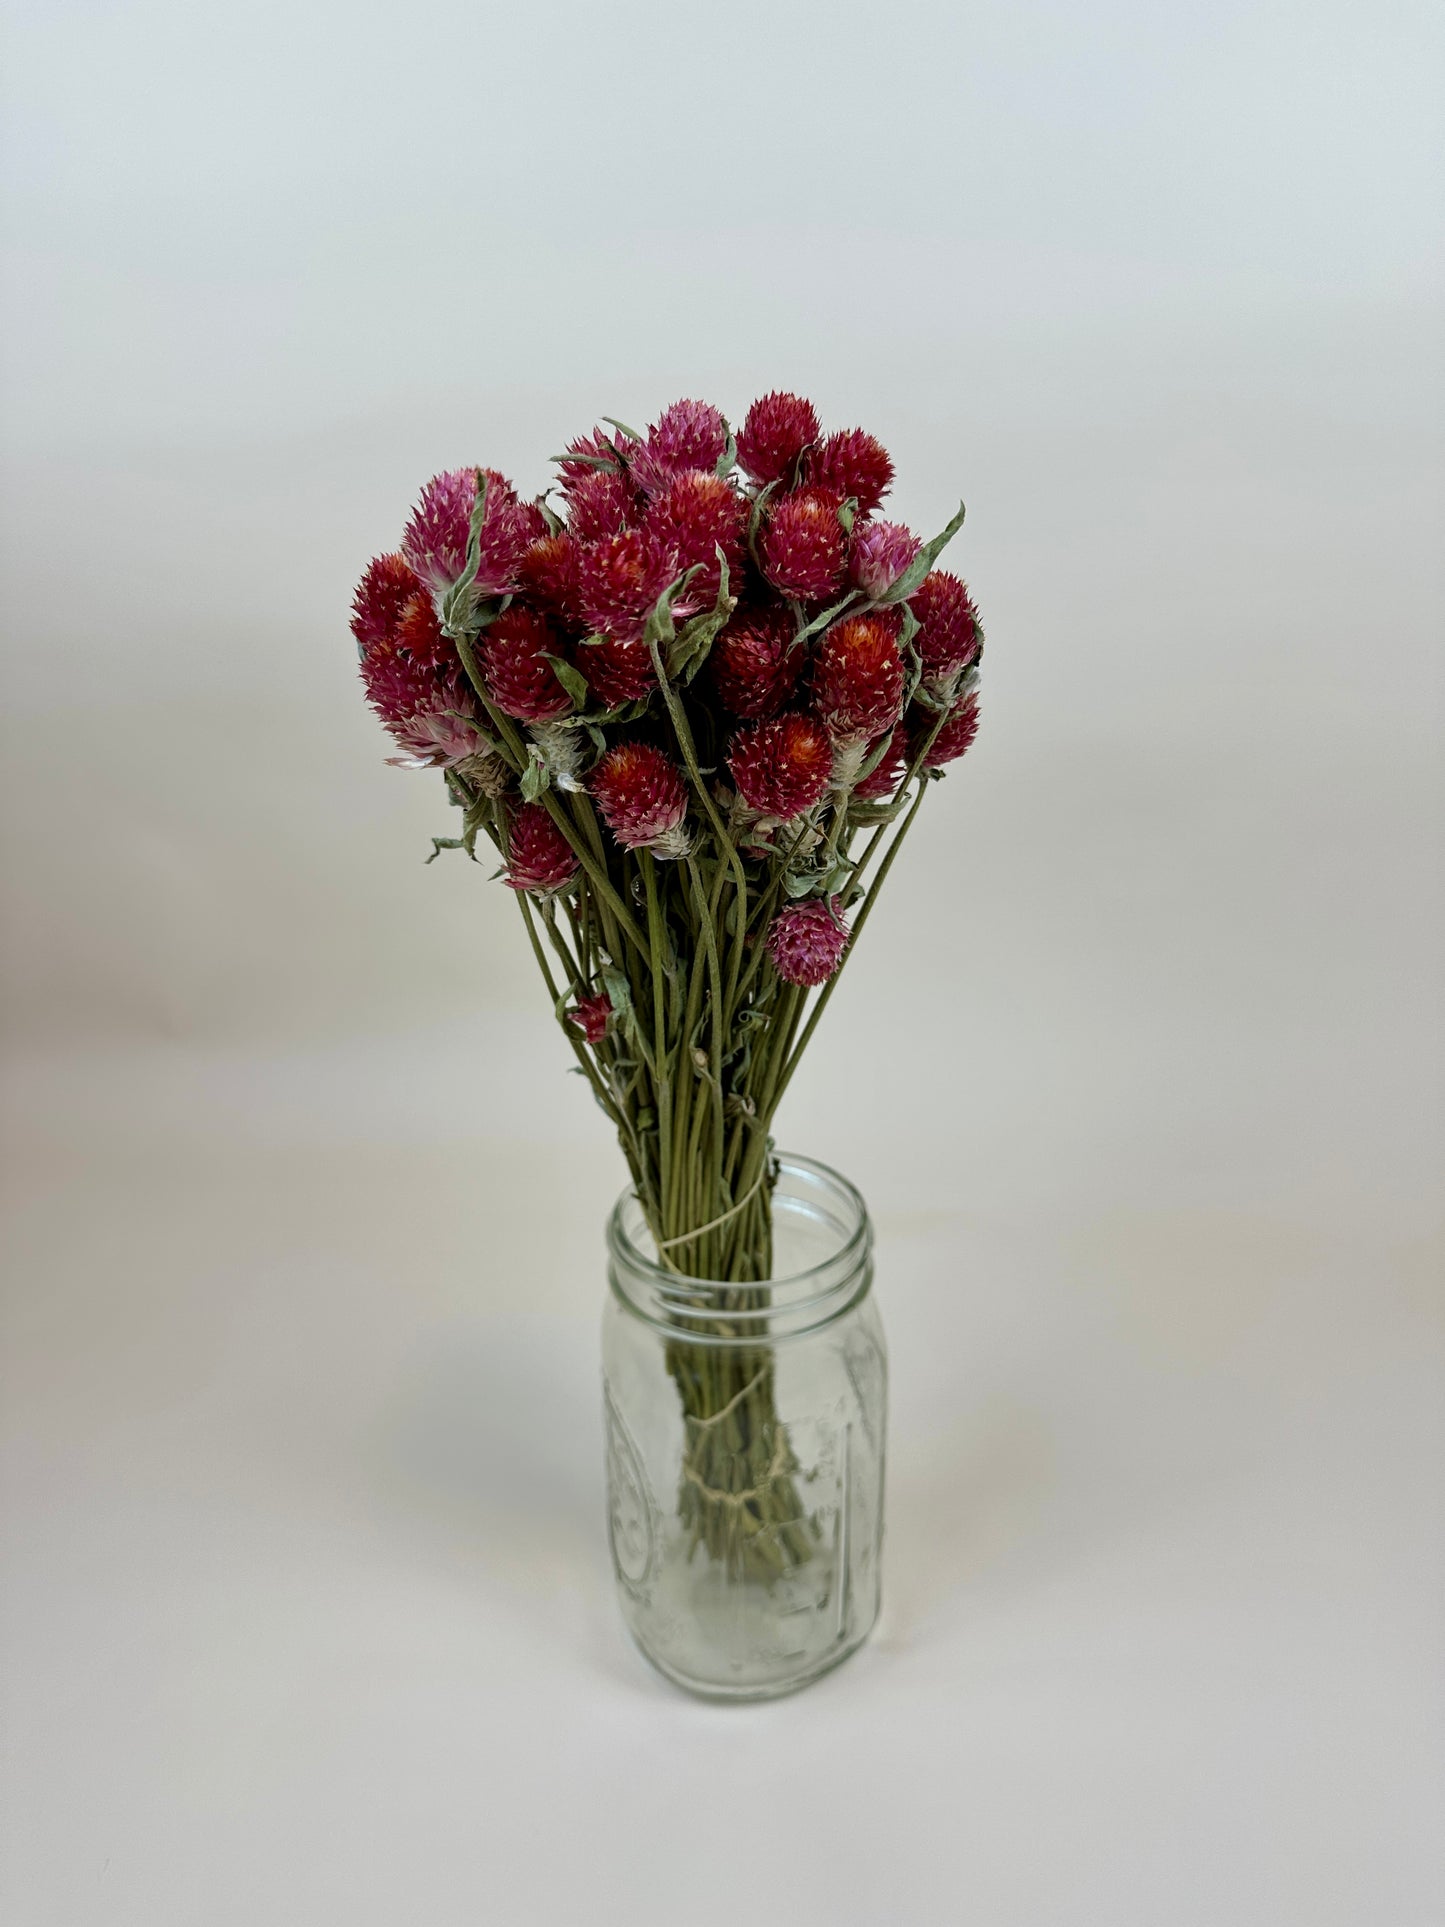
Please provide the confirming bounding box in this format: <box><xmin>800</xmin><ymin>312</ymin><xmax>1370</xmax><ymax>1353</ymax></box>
<box><xmin>505</xmin><ymin>802</ymin><xmax>580</xmax><ymax>894</ymax></box>
<box><xmin>566</xmin><ymin>468</ymin><xmax>639</xmax><ymax>545</ymax></box>
<box><xmin>556</xmin><ymin>429</ymin><xmax>630</xmax><ymax>492</ymax></box>
<box><xmin>736</xmin><ymin>391</ymin><xmax>820</xmax><ymax>486</ymax></box>
<box><xmin>813</xmin><ymin>613</ymin><xmax>906</xmax><ymax>741</ymax></box>
<box><xmin>590</xmin><ymin>742</ymin><xmax>690</xmax><ymax>857</ymax></box>
<box><xmin>481</xmin><ymin>606</ymin><xmax>576</xmax><ymax>723</ymax></box>
<box><xmin>711</xmin><ymin>606</ymin><xmax>801</xmax><ymax>718</ymax></box>
<box><xmin>727</xmin><ymin>711</ymin><xmax>834</xmax><ymax>819</ymax></box>
<box><xmin>361</xmin><ymin>640</ymin><xmax>484</xmax><ymax>768</ymax></box>
<box><xmin>766</xmin><ymin>896</ymin><xmax>850</xmax><ymax>987</ymax></box>
<box><xmin>761</xmin><ymin>487</ymin><xmax>849</xmax><ymax>600</ymax></box>
<box><xmin>351</xmin><ymin>552</ymin><xmax>423</xmax><ymax>654</ymax></box>
<box><xmin>809</xmin><ymin>429</ymin><xmax>894</xmax><ymax>516</ymax></box>
<box><xmin>852</xmin><ymin>720</ymin><xmax>910</xmax><ymax>800</ymax></box>
<box><xmin>575</xmin><ymin>526</ymin><xmax>680</xmax><ymax>642</ymax></box>
<box><xmin>581</xmin><ymin>634</ymin><xmax>656</xmax><ymax>709</ymax></box>
<box><xmin>401</xmin><ymin>467</ymin><xmax>530</xmax><ymax>599</ymax></box>
<box><xmin>646</xmin><ymin>471</ymin><xmax>749</xmax><ymax>602</ymax></box>
<box><xmin>909</xmin><ymin>570</ymin><xmax>981</xmax><ymax>684</ymax></box>
<box><xmin>630</xmin><ymin>399</ymin><xmax>728</xmax><ymax>496</ymax></box>
<box><xmin>849</xmin><ymin>519</ymin><xmax>922</xmax><ymax>600</ymax></box>
<box><xmin>568</xmin><ymin>990</ymin><xmax>613</xmax><ymax>1044</ymax></box>
<box><xmin>916</xmin><ymin>693</ymin><xmax>980</xmax><ymax>768</ymax></box>
<box><xmin>395</xmin><ymin>589</ymin><xmax>451</xmax><ymax>669</ymax></box>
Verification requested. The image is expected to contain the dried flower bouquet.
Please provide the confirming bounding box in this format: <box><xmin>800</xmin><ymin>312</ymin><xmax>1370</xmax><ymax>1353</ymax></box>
<box><xmin>351</xmin><ymin>393</ymin><xmax>983</xmax><ymax>1578</ymax></box>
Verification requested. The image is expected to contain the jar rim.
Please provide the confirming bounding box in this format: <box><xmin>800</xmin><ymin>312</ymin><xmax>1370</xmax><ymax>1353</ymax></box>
<box><xmin>607</xmin><ymin>1151</ymin><xmax>871</xmax><ymax>1313</ymax></box>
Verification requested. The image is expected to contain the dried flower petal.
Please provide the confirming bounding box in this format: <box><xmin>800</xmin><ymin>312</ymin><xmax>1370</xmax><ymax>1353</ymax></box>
<box><xmin>481</xmin><ymin>606</ymin><xmax>576</xmax><ymax>723</ymax></box>
<box><xmin>711</xmin><ymin>606</ymin><xmax>801</xmax><ymax>718</ymax></box>
<box><xmin>505</xmin><ymin>802</ymin><xmax>579</xmax><ymax>893</ymax></box>
<box><xmin>575</xmin><ymin>526</ymin><xmax>679</xmax><ymax>643</ymax></box>
<box><xmin>727</xmin><ymin>711</ymin><xmax>834</xmax><ymax>819</ymax></box>
<box><xmin>809</xmin><ymin>429</ymin><xmax>894</xmax><ymax>516</ymax></box>
<box><xmin>567</xmin><ymin>469</ymin><xmax>639</xmax><ymax>545</ymax></box>
<box><xmin>909</xmin><ymin>570</ymin><xmax>981</xmax><ymax>683</ymax></box>
<box><xmin>401</xmin><ymin>467</ymin><xmax>530</xmax><ymax>598</ymax></box>
<box><xmin>813</xmin><ymin>613</ymin><xmax>906</xmax><ymax>741</ymax></box>
<box><xmin>351</xmin><ymin>552</ymin><xmax>423</xmax><ymax>653</ymax></box>
<box><xmin>736</xmin><ymin>391</ymin><xmax>820</xmax><ymax>486</ymax></box>
<box><xmin>568</xmin><ymin>990</ymin><xmax>613</xmax><ymax>1044</ymax></box>
<box><xmin>647</xmin><ymin>471</ymin><xmax>749</xmax><ymax>602</ymax></box>
<box><xmin>849</xmin><ymin>519</ymin><xmax>922</xmax><ymax>599</ymax></box>
<box><xmin>766</xmin><ymin>896</ymin><xmax>850</xmax><ymax>987</ymax></box>
<box><xmin>590</xmin><ymin>742</ymin><xmax>690</xmax><ymax>856</ymax></box>
<box><xmin>761</xmin><ymin>488</ymin><xmax>848</xmax><ymax>600</ymax></box>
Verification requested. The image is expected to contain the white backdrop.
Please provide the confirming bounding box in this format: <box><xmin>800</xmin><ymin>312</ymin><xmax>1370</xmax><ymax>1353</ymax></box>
<box><xmin>2</xmin><ymin>3</ymin><xmax>1442</xmax><ymax>1923</ymax></box>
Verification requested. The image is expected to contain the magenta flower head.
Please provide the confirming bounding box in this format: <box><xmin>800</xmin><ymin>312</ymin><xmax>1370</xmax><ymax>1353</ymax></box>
<box><xmin>505</xmin><ymin>801</ymin><xmax>580</xmax><ymax>894</ymax></box>
<box><xmin>647</xmin><ymin>471</ymin><xmax>749</xmax><ymax>602</ymax></box>
<box><xmin>711</xmin><ymin>606</ymin><xmax>801</xmax><ymax>718</ymax></box>
<box><xmin>809</xmin><ymin>429</ymin><xmax>894</xmax><ymax>516</ymax></box>
<box><xmin>590</xmin><ymin>742</ymin><xmax>691</xmax><ymax>857</ymax></box>
<box><xmin>557</xmin><ymin>429</ymin><xmax>628</xmax><ymax>492</ymax></box>
<box><xmin>630</xmin><ymin>399</ymin><xmax>728</xmax><ymax>496</ymax></box>
<box><xmin>853</xmin><ymin>720</ymin><xmax>910</xmax><ymax>800</ymax></box>
<box><xmin>908</xmin><ymin>570</ymin><xmax>981</xmax><ymax>691</ymax></box>
<box><xmin>361</xmin><ymin>641</ymin><xmax>485</xmax><ymax>768</ymax></box>
<box><xmin>767</xmin><ymin>896</ymin><xmax>850</xmax><ymax>987</ymax></box>
<box><xmin>736</xmin><ymin>391</ymin><xmax>820</xmax><ymax>486</ymax></box>
<box><xmin>351</xmin><ymin>552</ymin><xmax>424</xmax><ymax>654</ymax></box>
<box><xmin>761</xmin><ymin>487</ymin><xmax>849</xmax><ymax>600</ymax></box>
<box><xmin>916</xmin><ymin>693</ymin><xmax>981</xmax><ymax>768</ymax></box>
<box><xmin>850</xmin><ymin>519</ymin><xmax>922</xmax><ymax>600</ymax></box>
<box><xmin>580</xmin><ymin>634</ymin><xmax>656</xmax><ymax>709</ymax></box>
<box><xmin>728</xmin><ymin>711</ymin><xmax>834</xmax><ymax>819</ymax></box>
<box><xmin>813</xmin><ymin>613</ymin><xmax>906</xmax><ymax>741</ymax></box>
<box><xmin>402</xmin><ymin>467</ymin><xmax>531</xmax><ymax>600</ymax></box>
<box><xmin>567</xmin><ymin>989</ymin><xmax>613</xmax><ymax>1044</ymax></box>
<box><xmin>517</xmin><ymin>532</ymin><xmax>581</xmax><ymax>624</ymax></box>
<box><xmin>481</xmin><ymin>606</ymin><xmax>576</xmax><ymax>723</ymax></box>
<box><xmin>575</xmin><ymin>526</ymin><xmax>679</xmax><ymax>642</ymax></box>
<box><xmin>566</xmin><ymin>468</ymin><xmax>639</xmax><ymax>545</ymax></box>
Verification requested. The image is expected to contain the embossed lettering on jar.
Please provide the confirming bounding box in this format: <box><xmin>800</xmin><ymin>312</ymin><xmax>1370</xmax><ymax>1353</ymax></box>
<box><xmin>602</xmin><ymin>1154</ymin><xmax>886</xmax><ymax>1699</ymax></box>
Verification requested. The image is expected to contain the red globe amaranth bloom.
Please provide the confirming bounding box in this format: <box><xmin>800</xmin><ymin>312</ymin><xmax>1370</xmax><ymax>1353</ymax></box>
<box><xmin>351</xmin><ymin>552</ymin><xmax>423</xmax><ymax>653</ymax></box>
<box><xmin>481</xmin><ymin>606</ymin><xmax>575</xmax><ymax>722</ymax></box>
<box><xmin>394</xmin><ymin>589</ymin><xmax>450</xmax><ymax>669</ymax></box>
<box><xmin>850</xmin><ymin>519</ymin><xmax>922</xmax><ymax>600</ymax></box>
<box><xmin>401</xmin><ymin>467</ymin><xmax>531</xmax><ymax>598</ymax></box>
<box><xmin>853</xmin><ymin>721</ymin><xmax>910</xmax><ymax>800</ymax></box>
<box><xmin>813</xmin><ymin>614</ymin><xmax>906</xmax><ymax>740</ymax></box>
<box><xmin>761</xmin><ymin>488</ymin><xmax>848</xmax><ymax>599</ymax></box>
<box><xmin>809</xmin><ymin>430</ymin><xmax>894</xmax><ymax>516</ymax></box>
<box><xmin>575</xmin><ymin>526</ymin><xmax>679</xmax><ymax>642</ymax></box>
<box><xmin>728</xmin><ymin>711</ymin><xmax>834</xmax><ymax>818</ymax></box>
<box><xmin>517</xmin><ymin>532</ymin><xmax>580</xmax><ymax>622</ymax></box>
<box><xmin>557</xmin><ymin>429</ymin><xmax>627</xmax><ymax>492</ymax></box>
<box><xmin>736</xmin><ymin>391</ymin><xmax>820</xmax><ymax>486</ymax></box>
<box><xmin>581</xmin><ymin>634</ymin><xmax>656</xmax><ymax>708</ymax></box>
<box><xmin>909</xmin><ymin>570</ymin><xmax>981</xmax><ymax>681</ymax></box>
<box><xmin>916</xmin><ymin>693</ymin><xmax>980</xmax><ymax>767</ymax></box>
<box><xmin>567</xmin><ymin>989</ymin><xmax>613</xmax><ymax>1044</ymax></box>
<box><xmin>630</xmin><ymin>399</ymin><xmax>728</xmax><ymax>496</ymax></box>
<box><xmin>590</xmin><ymin>742</ymin><xmax>690</xmax><ymax>855</ymax></box>
<box><xmin>566</xmin><ymin>469</ymin><xmax>638</xmax><ymax>545</ymax></box>
<box><xmin>647</xmin><ymin>471</ymin><xmax>748</xmax><ymax>602</ymax></box>
<box><xmin>505</xmin><ymin>802</ymin><xmax>579</xmax><ymax>893</ymax></box>
<box><xmin>361</xmin><ymin>641</ymin><xmax>484</xmax><ymax>767</ymax></box>
<box><xmin>766</xmin><ymin>897</ymin><xmax>850</xmax><ymax>987</ymax></box>
<box><xmin>711</xmin><ymin>607</ymin><xmax>801</xmax><ymax>718</ymax></box>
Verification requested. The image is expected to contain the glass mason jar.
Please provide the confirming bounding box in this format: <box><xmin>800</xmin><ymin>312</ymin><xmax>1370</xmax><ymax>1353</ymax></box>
<box><xmin>602</xmin><ymin>1153</ymin><xmax>887</xmax><ymax>1700</ymax></box>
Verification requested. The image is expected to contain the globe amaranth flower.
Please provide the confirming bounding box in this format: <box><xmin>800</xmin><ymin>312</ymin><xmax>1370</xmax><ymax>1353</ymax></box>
<box><xmin>504</xmin><ymin>801</ymin><xmax>580</xmax><ymax>893</ymax></box>
<box><xmin>813</xmin><ymin>613</ymin><xmax>906</xmax><ymax>741</ymax></box>
<box><xmin>761</xmin><ymin>488</ymin><xmax>849</xmax><ymax>600</ymax></box>
<box><xmin>629</xmin><ymin>399</ymin><xmax>728</xmax><ymax>496</ymax></box>
<box><xmin>351</xmin><ymin>552</ymin><xmax>423</xmax><ymax>653</ymax></box>
<box><xmin>394</xmin><ymin>589</ymin><xmax>452</xmax><ymax>669</ymax></box>
<box><xmin>566</xmin><ymin>468</ymin><xmax>639</xmax><ymax>545</ymax></box>
<box><xmin>646</xmin><ymin>471</ymin><xmax>749</xmax><ymax>602</ymax></box>
<box><xmin>915</xmin><ymin>693</ymin><xmax>980</xmax><ymax>768</ymax></box>
<box><xmin>727</xmin><ymin>711</ymin><xmax>834</xmax><ymax>819</ymax></box>
<box><xmin>849</xmin><ymin>519</ymin><xmax>922</xmax><ymax>600</ymax></box>
<box><xmin>711</xmin><ymin>606</ymin><xmax>801</xmax><ymax>718</ymax></box>
<box><xmin>575</xmin><ymin>526</ymin><xmax>680</xmax><ymax>643</ymax></box>
<box><xmin>557</xmin><ymin>429</ymin><xmax>628</xmax><ymax>492</ymax></box>
<box><xmin>908</xmin><ymin>569</ymin><xmax>981</xmax><ymax>691</ymax></box>
<box><xmin>809</xmin><ymin>429</ymin><xmax>894</xmax><ymax>516</ymax></box>
<box><xmin>852</xmin><ymin>720</ymin><xmax>910</xmax><ymax>800</ymax></box>
<box><xmin>590</xmin><ymin>742</ymin><xmax>691</xmax><ymax>857</ymax></box>
<box><xmin>401</xmin><ymin>467</ymin><xmax>532</xmax><ymax>599</ymax></box>
<box><xmin>361</xmin><ymin>640</ymin><xmax>485</xmax><ymax>768</ymax></box>
<box><xmin>736</xmin><ymin>391</ymin><xmax>820</xmax><ymax>486</ymax></box>
<box><xmin>567</xmin><ymin>990</ymin><xmax>613</xmax><ymax>1044</ymax></box>
<box><xmin>517</xmin><ymin>532</ymin><xmax>581</xmax><ymax>623</ymax></box>
<box><xmin>766</xmin><ymin>896</ymin><xmax>850</xmax><ymax>987</ymax></box>
<box><xmin>481</xmin><ymin>606</ymin><xmax>576</xmax><ymax>723</ymax></box>
<box><xmin>579</xmin><ymin>634</ymin><xmax>656</xmax><ymax>709</ymax></box>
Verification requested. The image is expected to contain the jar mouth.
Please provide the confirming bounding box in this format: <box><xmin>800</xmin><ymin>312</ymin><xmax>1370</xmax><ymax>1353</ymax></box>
<box><xmin>607</xmin><ymin>1153</ymin><xmax>873</xmax><ymax>1340</ymax></box>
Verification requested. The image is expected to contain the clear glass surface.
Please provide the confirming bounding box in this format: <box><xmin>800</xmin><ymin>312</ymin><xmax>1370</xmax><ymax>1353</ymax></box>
<box><xmin>602</xmin><ymin>1154</ymin><xmax>886</xmax><ymax>1700</ymax></box>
